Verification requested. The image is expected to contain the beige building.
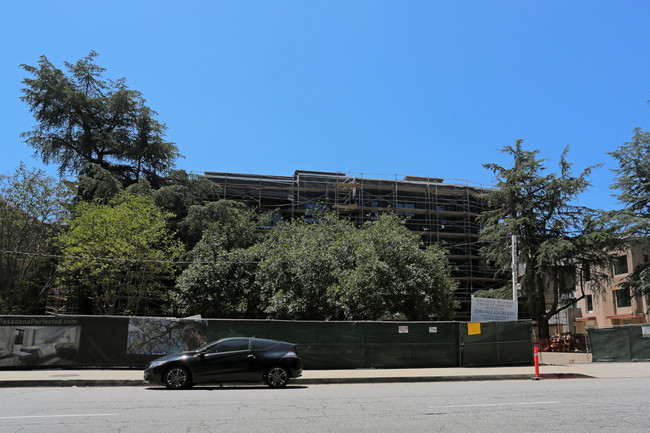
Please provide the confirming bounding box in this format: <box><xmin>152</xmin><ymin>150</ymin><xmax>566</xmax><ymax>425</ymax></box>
<box><xmin>573</xmin><ymin>243</ymin><xmax>650</xmax><ymax>334</ymax></box>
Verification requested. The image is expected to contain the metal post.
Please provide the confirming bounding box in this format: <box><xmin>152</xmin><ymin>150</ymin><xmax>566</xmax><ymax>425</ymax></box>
<box><xmin>512</xmin><ymin>235</ymin><xmax>518</xmax><ymax>301</ymax></box>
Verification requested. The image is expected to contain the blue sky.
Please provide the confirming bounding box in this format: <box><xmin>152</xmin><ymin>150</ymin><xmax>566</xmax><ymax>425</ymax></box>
<box><xmin>2</xmin><ymin>1</ymin><xmax>649</xmax><ymax>211</ymax></box>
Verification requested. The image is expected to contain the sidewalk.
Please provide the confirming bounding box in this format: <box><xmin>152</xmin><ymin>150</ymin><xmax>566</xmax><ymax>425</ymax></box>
<box><xmin>0</xmin><ymin>353</ymin><xmax>648</xmax><ymax>388</ymax></box>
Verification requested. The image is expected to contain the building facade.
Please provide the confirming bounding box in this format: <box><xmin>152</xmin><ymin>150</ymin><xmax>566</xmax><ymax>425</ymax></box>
<box><xmin>203</xmin><ymin>170</ymin><xmax>506</xmax><ymax>319</ymax></box>
<box><xmin>573</xmin><ymin>243</ymin><xmax>650</xmax><ymax>334</ymax></box>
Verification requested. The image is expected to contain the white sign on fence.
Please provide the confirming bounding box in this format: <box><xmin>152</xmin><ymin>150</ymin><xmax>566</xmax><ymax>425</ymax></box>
<box><xmin>470</xmin><ymin>296</ymin><xmax>518</xmax><ymax>322</ymax></box>
<box><xmin>643</xmin><ymin>324</ymin><xmax>650</xmax><ymax>338</ymax></box>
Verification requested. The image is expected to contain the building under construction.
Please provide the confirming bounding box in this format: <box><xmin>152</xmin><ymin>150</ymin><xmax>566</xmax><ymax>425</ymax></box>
<box><xmin>203</xmin><ymin>170</ymin><xmax>506</xmax><ymax>319</ymax></box>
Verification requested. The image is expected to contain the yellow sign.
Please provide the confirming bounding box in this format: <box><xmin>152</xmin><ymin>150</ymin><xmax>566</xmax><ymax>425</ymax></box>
<box><xmin>468</xmin><ymin>322</ymin><xmax>481</xmax><ymax>335</ymax></box>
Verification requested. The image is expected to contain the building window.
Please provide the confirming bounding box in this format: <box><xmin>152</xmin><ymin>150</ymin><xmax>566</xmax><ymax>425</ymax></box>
<box><xmin>615</xmin><ymin>289</ymin><xmax>632</xmax><ymax>308</ymax></box>
<box><xmin>396</xmin><ymin>202</ymin><xmax>415</xmax><ymax>217</ymax></box>
<box><xmin>613</xmin><ymin>256</ymin><xmax>628</xmax><ymax>275</ymax></box>
<box><xmin>583</xmin><ymin>265</ymin><xmax>591</xmax><ymax>282</ymax></box>
<box><xmin>586</xmin><ymin>295</ymin><xmax>593</xmax><ymax>312</ymax></box>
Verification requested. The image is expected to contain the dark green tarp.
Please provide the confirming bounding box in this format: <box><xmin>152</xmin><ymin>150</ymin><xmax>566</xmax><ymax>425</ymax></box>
<box><xmin>459</xmin><ymin>321</ymin><xmax>533</xmax><ymax>366</ymax></box>
<box><xmin>0</xmin><ymin>316</ymin><xmax>533</xmax><ymax>369</ymax></box>
<box><xmin>588</xmin><ymin>325</ymin><xmax>650</xmax><ymax>362</ymax></box>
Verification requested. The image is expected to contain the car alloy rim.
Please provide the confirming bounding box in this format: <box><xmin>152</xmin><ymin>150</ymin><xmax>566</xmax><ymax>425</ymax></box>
<box><xmin>167</xmin><ymin>368</ymin><xmax>187</xmax><ymax>388</ymax></box>
<box><xmin>268</xmin><ymin>367</ymin><xmax>287</xmax><ymax>386</ymax></box>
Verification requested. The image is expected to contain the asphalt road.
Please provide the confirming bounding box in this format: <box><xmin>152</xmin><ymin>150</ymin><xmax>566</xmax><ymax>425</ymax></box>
<box><xmin>0</xmin><ymin>378</ymin><xmax>648</xmax><ymax>433</ymax></box>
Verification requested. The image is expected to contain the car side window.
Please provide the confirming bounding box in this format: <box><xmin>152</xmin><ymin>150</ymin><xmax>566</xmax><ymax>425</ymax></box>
<box><xmin>251</xmin><ymin>339</ymin><xmax>278</xmax><ymax>351</ymax></box>
<box><xmin>203</xmin><ymin>343</ymin><xmax>220</xmax><ymax>354</ymax></box>
<box><xmin>215</xmin><ymin>339</ymin><xmax>250</xmax><ymax>352</ymax></box>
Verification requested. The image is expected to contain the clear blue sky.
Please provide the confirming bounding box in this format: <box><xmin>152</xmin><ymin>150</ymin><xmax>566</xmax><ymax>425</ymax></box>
<box><xmin>2</xmin><ymin>1</ymin><xmax>649</xmax><ymax>211</ymax></box>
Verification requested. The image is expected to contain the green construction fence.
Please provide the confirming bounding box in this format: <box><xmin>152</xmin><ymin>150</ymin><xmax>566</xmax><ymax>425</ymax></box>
<box><xmin>587</xmin><ymin>325</ymin><xmax>650</xmax><ymax>362</ymax></box>
<box><xmin>0</xmin><ymin>316</ymin><xmax>534</xmax><ymax>369</ymax></box>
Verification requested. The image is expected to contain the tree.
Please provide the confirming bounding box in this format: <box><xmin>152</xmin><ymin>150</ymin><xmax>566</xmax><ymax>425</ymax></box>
<box><xmin>479</xmin><ymin>141</ymin><xmax>615</xmax><ymax>339</ymax></box>
<box><xmin>57</xmin><ymin>192</ymin><xmax>184</xmax><ymax>315</ymax></box>
<box><xmin>152</xmin><ymin>170</ymin><xmax>221</xmax><ymax>243</ymax></box>
<box><xmin>177</xmin><ymin>211</ymin><xmax>458</xmax><ymax>320</ymax></box>
<box><xmin>178</xmin><ymin>200</ymin><xmax>266</xmax><ymax>249</ymax></box>
<box><xmin>0</xmin><ymin>164</ymin><xmax>71</xmax><ymax>314</ymax></box>
<box><xmin>20</xmin><ymin>52</ymin><xmax>221</xmax><ymax>249</ymax></box>
<box><xmin>610</xmin><ymin>126</ymin><xmax>650</xmax><ymax>296</ymax></box>
<box><xmin>254</xmin><ymin>212</ymin><xmax>358</xmax><ymax>320</ymax></box>
<box><xmin>336</xmin><ymin>213</ymin><xmax>457</xmax><ymax>320</ymax></box>
<box><xmin>20</xmin><ymin>52</ymin><xmax>179</xmax><ymax>187</ymax></box>
<box><xmin>174</xmin><ymin>202</ymin><xmax>268</xmax><ymax>318</ymax></box>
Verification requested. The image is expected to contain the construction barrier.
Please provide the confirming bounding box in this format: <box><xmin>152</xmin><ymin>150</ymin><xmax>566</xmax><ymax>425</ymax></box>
<box><xmin>0</xmin><ymin>316</ymin><xmax>533</xmax><ymax>370</ymax></box>
<box><xmin>587</xmin><ymin>325</ymin><xmax>650</xmax><ymax>362</ymax></box>
<box><xmin>459</xmin><ymin>321</ymin><xmax>533</xmax><ymax>366</ymax></box>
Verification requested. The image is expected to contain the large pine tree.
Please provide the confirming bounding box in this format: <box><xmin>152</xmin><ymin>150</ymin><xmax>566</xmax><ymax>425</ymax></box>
<box><xmin>610</xmin><ymin>127</ymin><xmax>650</xmax><ymax>296</ymax></box>
<box><xmin>20</xmin><ymin>52</ymin><xmax>179</xmax><ymax>187</ymax></box>
<box><xmin>480</xmin><ymin>141</ymin><xmax>616</xmax><ymax>339</ymax></box>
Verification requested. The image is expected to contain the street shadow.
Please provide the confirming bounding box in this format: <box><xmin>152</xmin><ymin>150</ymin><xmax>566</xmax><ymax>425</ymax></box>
<box><xmin>145</xmin><ymin>384</ymin><xmax>308</xmax><ymax>391</ymax></box>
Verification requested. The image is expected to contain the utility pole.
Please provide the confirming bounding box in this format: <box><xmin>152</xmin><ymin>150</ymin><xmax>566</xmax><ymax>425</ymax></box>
<box><xmin>511</xmin><ymin>234</ymin><xmax>518</xmax><ymax>301</ymax></box>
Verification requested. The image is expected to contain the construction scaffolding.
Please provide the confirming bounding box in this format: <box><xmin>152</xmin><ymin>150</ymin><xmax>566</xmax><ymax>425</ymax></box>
<box><xmin>203</xmin><ymin>170</ymin><xmax>507</xmax><ymax>319</ymax></box>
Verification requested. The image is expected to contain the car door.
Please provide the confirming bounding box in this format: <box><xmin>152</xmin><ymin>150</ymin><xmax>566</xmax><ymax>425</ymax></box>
<box><xmin>195</xmin><ymin>339</ymin><xmax>255</xmax><ymax>383</ymax></box>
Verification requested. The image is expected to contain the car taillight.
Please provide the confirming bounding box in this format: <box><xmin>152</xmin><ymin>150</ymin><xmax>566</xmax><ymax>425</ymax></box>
<box><xmin>283</xmin><ymin>350</ymin><xmax>298</xmax><ymax>358</ymax></box>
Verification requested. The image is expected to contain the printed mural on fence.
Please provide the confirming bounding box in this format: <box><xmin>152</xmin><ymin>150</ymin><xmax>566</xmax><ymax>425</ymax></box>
<box><xmin>0</xmin><ymin>317</ymin><xmax>82</xmax><ymax>367</ymax></box>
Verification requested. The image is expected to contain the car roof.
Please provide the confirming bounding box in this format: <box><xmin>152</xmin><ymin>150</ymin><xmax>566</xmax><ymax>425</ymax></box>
<box><xmin>214</xmin><ymin>337</ymin><xmax>291</xmax><ymax>344</ymax></box>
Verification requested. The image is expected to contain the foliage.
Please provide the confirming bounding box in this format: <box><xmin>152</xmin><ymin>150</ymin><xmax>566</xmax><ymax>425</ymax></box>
<box><xmin>610</xmin><ymin>128</ymin><xmax>650</xmax><ymax>218</ymax></box>
<box><xmin>20</xmin><ymin>52</ymin><xmax>179</xmax><ymax>186</ymax></box>
<box><xmin>57</xmin><ymin>193</ymin><xmax>184</xmax><ymax>315</ymax></box>
<box><xmin>177</xmin><ymin>212</ymin><xmax>458</xmax><ymax>320</ymax></box>
<box><xmin>479</xmin><ymin>141</ymin><xmax>616</xmax><ymax>339</ymax></box>
<box><xmin>610</xmin><ymin>126</ymin><xmax>650</xmax><ymax>296</ymax></box>
<box><xmin>254</xmin><ymin>213</ymin><xmax>357</xmax><ymax>320</ymax></box>
<box><xmin>471</xmin><ymin>287</ymin><xmax>513</xmax><ymax>300</ymax></box>
<box><xmin>179</xmin><ymin>200</ymin><xmax>266</xmax><ymax>249</ymax></box>
<box><xmin>0</xmin><ymin>164</ymin><xmax>71</xmax><ymax>314</ymax></box>
<box><xmin>173</xmin><ymin>202</ymin><xmax>270</xmax><ymax>318</ymax></box>
<box><xmin>152</xmin><ymin>170</ymin><xmax>221</xmax><ymax>241</ymax></box>
<box><xmin>336</xmin><ymin>214</ymin><xmax>457</xmax><ymax>320</ymax></box>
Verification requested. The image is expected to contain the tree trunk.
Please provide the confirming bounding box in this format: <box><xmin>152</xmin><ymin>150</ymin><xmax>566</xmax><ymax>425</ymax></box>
<box><xmin>537</xmin><ymin>316</ymin><xmax>551</xmax><ymax>340</ymax></box>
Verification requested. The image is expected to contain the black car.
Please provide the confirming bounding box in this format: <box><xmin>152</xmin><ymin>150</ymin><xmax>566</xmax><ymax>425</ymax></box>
<box><xmin>143</xmin><ymin>337</ymin><xmax>302</xmax><ymax>389</ymax></box>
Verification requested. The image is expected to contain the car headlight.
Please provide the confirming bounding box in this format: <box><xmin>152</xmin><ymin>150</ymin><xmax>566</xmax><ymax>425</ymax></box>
<box><xmin>147</xmin><ymin>360</ymin><xmax>167</xmax><ymax>369</ymax></box>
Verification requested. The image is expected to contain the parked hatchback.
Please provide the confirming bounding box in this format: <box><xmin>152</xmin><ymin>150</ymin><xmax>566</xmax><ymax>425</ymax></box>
<box><xmin>144</xmin><ymin>337</ymin><xmax>302</xmax><ymax>389</ymax></box>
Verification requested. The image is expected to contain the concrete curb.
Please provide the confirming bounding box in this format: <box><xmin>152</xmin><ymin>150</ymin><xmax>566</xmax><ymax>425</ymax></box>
<box><xmin>0</xmin><ymin>373</ymin><xmax>594</xmax><ymax>388</ymax></box>
<box><xmin>0</xmin><ymin>379</ymin><xmax>148</xmax><ymax>388</ymax></box>
<box><xmin>295</xmin><ymin>375</ymin><xmax>535</xmax><ymax>384</ymax></box>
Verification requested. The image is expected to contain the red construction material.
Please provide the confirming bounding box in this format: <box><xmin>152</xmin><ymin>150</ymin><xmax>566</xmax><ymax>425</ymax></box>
<box><xmin>534</xmin><ymin>347</ymin><xmax>540</xmax><ymax>378</ymax></box>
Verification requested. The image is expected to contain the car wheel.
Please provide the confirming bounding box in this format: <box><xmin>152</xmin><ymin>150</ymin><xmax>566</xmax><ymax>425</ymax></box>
<box><xmin>164</xmin><ymin>366</ymin><xmax>192</xmax><ymax>390</ymax></box>
<box><xmin>264</xmin><ymin>366</ymin><xmax>289</xmax><ymax>388</ymax></box>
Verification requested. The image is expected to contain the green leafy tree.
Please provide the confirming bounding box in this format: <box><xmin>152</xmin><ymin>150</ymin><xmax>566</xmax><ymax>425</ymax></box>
<box><xmin>480</xmin><ymin>141</ymin><xmax>615</xmax><ymax>339</ymax></box>
<box><xmin>20</xmin><ymin>52</ymin><xmax>221</xmax><ymax>249</ymax></box>
<box><xmin>179</xmin><ymin>200</ymin><xmax>265</xmax><ymax>249</ymax></box>
<box><xmin>0</xmin><ymin>164</ymin><xmax>71</xmax><ymax>314</ymax></box>
<box><xmin>175</xmin><ymin>203</ymin><xmax>267</xmax><ymax>318</ymax></box>
<box><xmin>20</xmin><ymin>52</ymin><xmax>179</xmax><ymax>186</ymax></box>
<box><xmin>337</xmin><ymin>213</ymin><xmax>457</xmax><ymax>320</ymax></box>
<box><xmin>610</xmin><ymin>126</ymin><xmax>650</xmax><ymax>296</ymax></box>
<box><xmin>177</xmin><ymin>211</ymin><xmax>457</xmax><ymax>320</ymax></box>
<box><xmin>152</xmin><ymin>170</ymin><xmax>221</xmax><ymax>241</ymax></box>
<box><xmin>255</xmin><ymin>213</ymin><xmax>357</xmax><ymax>320</ymax></box>
<box><xmin>57</xmin><ymin>192</ymin><xmax>184</xmax><ymax>315</ymax></box>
